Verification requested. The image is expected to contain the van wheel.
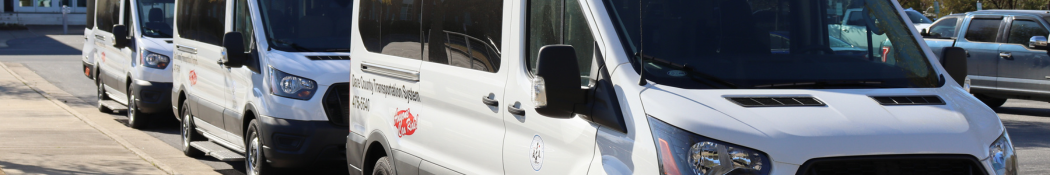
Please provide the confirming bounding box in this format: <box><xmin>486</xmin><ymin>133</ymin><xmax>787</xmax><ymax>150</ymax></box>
<box><xmin>975</xmin><ymin>94</ymin><xmax>1007</xmax><ymax>108</ymax></box>
<box><xmin>246</xmin><ymin>119</ymin><xmax>276</xmax><ymax>175</ymax></box>
<box><xmin>181</xmin><ymin>100</ymin><xmax>204</xmax><ymax>157</ymax></box>
<box><xmin>97</xmin><ymin>79</ymin><xmax>111</xmax><ymax>113</ymax></box>
<box><xmin>372</xmin><ymin>157</ymin><xmax>394</xmax><ymax>175</ymax></box>
<box><xmin>127</xmin><ymin>92</ymin><xmax>150</xmax><ymax>129</ymax></box>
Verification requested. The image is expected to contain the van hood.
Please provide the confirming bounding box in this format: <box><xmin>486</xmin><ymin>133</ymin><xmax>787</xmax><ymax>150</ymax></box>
<box><xmin>265</xmin><ymin>50</ymin><xmax>352</xmax><ymax>86</ymax></box>
<box><xmin>639</xmin><ymin>85</ymin><xmax>1004</xmax><ymax>164</ymax></box>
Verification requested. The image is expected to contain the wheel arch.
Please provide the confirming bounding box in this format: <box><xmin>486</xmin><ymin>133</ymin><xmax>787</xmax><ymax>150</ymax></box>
<box><xmin>362</xmin><ymin>131</ymin><xmax>392</xmax><ymax>175</ymax></box>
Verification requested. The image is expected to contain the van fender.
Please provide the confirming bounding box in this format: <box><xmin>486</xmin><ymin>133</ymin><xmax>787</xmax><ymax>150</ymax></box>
<box><xmin>353</xmin><ymin>130</ymin><xmax>392</xmax><ymax>175</ymax></box>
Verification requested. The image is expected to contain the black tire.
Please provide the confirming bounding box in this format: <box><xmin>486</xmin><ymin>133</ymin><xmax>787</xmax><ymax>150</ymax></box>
<box><xmin>372</xmin><ymin>157</ymin><xmax>394</xmax><ymax>175</ymax></box>
<box><xmin>246</xmin><ymin>119</ymin><xmax>276</xmax><ymax>175</ymax></box>
<box><xmin>975</xmin><ymin>94</ymin><xmax>1007</xmax><ymax>108</ymax></box>
<box><xmin>97</xmin><ymin>78</ymin><xmax>111</xmax><ymax>113</ymax></box>
<box><xmin>127</xmin><ymin>92</ymin><xmax>150</xmax><ymax>129</ymax></box>
<box><xmin>181</xmin><ymin>100</ymin><xmax>204</xmax><ymax>157</ymax></box>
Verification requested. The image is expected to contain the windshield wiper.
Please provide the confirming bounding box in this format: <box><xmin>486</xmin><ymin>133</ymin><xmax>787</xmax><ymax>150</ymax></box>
<box><xmin>325</xmin><ymin>48</ymin><xmax>351</xmax><ymax>52</ymax></box>
<box><xmin>754</xmin><ymin>80</ymin><xmax>887</xmax><ymax>89</ymax></box>
<box><xmin>274</xmin><ymin>40</ymin><xmax>314</xmax><ymax>52</ymax></box>
<box><xmin>638</xmin><ymin>53</ymin><xmax>738</xmax><ymax>89</ymax></box>
<box><xmin>142</xmin><ymin>27</ymin><xmax>172</xmax><ymax>38</ymax></box>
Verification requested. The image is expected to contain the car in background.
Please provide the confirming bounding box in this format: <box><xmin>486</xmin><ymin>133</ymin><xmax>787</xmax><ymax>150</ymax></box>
<box><xmin>905</xmin><ymin>8</ymin><xmax>935</xmax><ymax>33</ymax></box>
<box><xmin>922</xmin><ymin>10</ymin><xmax>1050</xmax><ymax>109</ymax></box>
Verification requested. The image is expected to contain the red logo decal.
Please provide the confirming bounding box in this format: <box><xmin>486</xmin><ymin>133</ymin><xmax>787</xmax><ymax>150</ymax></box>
<box><xmin>101</xmin><ymin>52</ymin><xmax>106</xmax><ymax>62</ymax></box>
<box><xmin>393</xmin><ymin>108</ymin><xmax>418</xmax><ymax>137</ymax></box>
<box><xmin>188</xmin><ymin>70</ymin><xmax>197</xmax><ymax>86</ymax></box>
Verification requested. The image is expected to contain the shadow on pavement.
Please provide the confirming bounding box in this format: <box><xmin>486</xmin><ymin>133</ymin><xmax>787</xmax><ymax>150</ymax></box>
<box><xmin>998</xmin><ymin>107</ymin><xmax>1050</xmax><ymax>148</ymax></box>
<box><xmin>996</xmin><ymin>107</ymin><xmax>1050</xmax><ymax>118</ymax></box>
<box><xmin>0</xmin><ymin>36</ymin><xmax>81</xmax><ymax>55</ymax></box>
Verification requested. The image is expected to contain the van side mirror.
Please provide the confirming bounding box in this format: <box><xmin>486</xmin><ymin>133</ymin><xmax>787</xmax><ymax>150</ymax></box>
<box><xmin>942</xmin><ymin>47</ymin><xmax>968</xmax><ymax>86</ymax></box>
<box><xmin>1029</xmin><ymin>36</ymin><xmax>1047</xmax><ymax>50</ymax></box>
<box><xmin>222</xmin><ymin>32</ymin><xmax>246</xmax><ymax>67</ymax></box>
<box><xmin>112</xmin><ymin>25</ymin><xmax>128</xmax><ymax>48</ymax></box>
<box><xmin>533</xmin><ymin>45</ymin><xmax>584</xmax><ymax>118</ymax></box>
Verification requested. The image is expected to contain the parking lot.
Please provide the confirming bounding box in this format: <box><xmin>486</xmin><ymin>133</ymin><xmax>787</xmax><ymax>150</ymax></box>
<box><xmin>0</xmin><ymin>25</ymin><xmax>1048</xmax><ymax>174</ymax></box>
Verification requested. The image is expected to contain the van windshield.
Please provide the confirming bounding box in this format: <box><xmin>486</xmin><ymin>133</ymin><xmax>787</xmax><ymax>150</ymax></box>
<box><xmin>136</xmin><ymin>0</ymin><xmax>174</xmax><ymax>38</ymax></box>
<box><xmin>605</xmin><ymin>0</ymin><xmax>940</xmax><ymax>89</ymax></box>
<box><xmin>259</xmin><ymin>0</ymin><xmax>352</xmax><ymax>52</ymax></box>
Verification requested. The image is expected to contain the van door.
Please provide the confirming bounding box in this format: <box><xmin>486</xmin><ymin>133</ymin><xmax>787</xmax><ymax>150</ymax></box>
<box><xmin>501</xmin><ymin>0</ymin><xmax>598</xmax><ymax>173</ymax></box>
<box><xmin>99</xmin><ymin>0</ymin><xmax>133</xmax><ymax>102</ymax></box>
<box><xmin>410</xmin><ymin>0</ymin><xmax>506</xmax><ymax>173</ymax></box>
<box><xmin>956</xmin><ymin>16</ymin><xmax>1004</xmax><ymax>92</ymax></box>
<box><xmin>174</xmin><ymin>0</ymin><xmax>228</xmax><ymax>138</ymax></box>
<box><xmin>222</xmin><ymin>0</ymin><xmax>256</xmax><ymax>146</ymax></box>
<box><xmin>997</xmin><ymin>16</ymin><xmax>1050</xmax><ymax>96</ymax></box>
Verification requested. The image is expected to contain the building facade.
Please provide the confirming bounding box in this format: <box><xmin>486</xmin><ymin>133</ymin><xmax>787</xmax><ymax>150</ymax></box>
<box><xmin>2</xmin><ymin>0</ymin><xmax>88</xmax><ymax>25</ymax></box>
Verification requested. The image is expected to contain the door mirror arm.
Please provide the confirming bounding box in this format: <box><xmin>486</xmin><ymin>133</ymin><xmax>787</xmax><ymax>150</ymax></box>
<box><xmin>221</xmin><ymin>32</ymin><xmax>247</xmax><ymax>67</ymax></box>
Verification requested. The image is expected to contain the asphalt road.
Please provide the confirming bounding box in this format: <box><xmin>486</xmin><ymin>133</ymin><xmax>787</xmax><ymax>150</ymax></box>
<box><xmin>1</xmin><ymin>26</ymin><xmax>1049</xmax><ymax>174</ymax></box>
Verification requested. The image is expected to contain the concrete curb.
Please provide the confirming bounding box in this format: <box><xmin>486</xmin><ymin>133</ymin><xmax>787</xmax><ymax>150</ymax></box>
<box><xmin>0</xmin><ymin>63</ymin><xmax>217</xmax><ymax>175</ymax></box>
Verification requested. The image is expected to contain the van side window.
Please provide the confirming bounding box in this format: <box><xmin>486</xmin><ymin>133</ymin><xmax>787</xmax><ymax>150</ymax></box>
<box><xmin>234</xmin><ymin>0</ymin><xmax>253</xmax><ymax>52</ymax></box>
<box><xmin>176</xmin><ymin>0</ymin><xmax>226</xmax><ymax>46</ymax></box>
<box><xmin>1006</xmin><ymin>20</ymin><xmax>1048</xmax><ymax>46</ymax></box>
<box><xmin>964</xmin><ymin>18</ymin><xmax>1002</xmax><ymax>43</ymax></box>
<box><xmin>528</xmin><ymin>0</ymin><xmax>595</xmax><ymax>84</ymax></box>
<box><xmin>121</xmin><ymin>0</ymin><xmax>131</xmax><ymax>35</ymax></box>
<box><xmin>87</xmin><ymin>0</ymin><xmax>95</xmax><ymax>29</ymax></box>
<box><xmin>97</xmin><ymin>0</ymin><xmax>114</xmax><ymax>32</ymax></box>
<box><xmin>422</xmin><ymin>0</ymin><xmax>503</xmax><ymax>72</ymax></box>
<box><xmin>928</xmin><ymin>17</ymin><xmax>959</xmax><ymax>38</ymax></box>
<box><xmin>358</xmin><ymin>0</ymin><xmax>382</xmax><ymax>52</ymax></box>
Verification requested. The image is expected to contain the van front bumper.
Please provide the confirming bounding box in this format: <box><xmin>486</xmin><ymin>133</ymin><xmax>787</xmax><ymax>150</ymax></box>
<box><xmin>258</xmin><ymin>116</ymin><xmax>348</xmax><ymax>168</ymax></box>
<box><xmin>131</xmin><ymin>81</ymin><xmax>172</xmax><ymax>115</ymax></box>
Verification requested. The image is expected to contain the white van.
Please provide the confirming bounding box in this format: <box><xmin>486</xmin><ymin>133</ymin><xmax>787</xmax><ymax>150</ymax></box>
<box><xmin>82</xmin><ymin>0</ymin><xmax>96</xmax><ymax>80</ymax></box>
<box><xmin>346</xmin><ymin>0</ymin><xmax>1016</xmax><ymax>174</ymax></box>
<box><xmin>171</xmin><ymin>0</ymin><xmax>352</xmax><ymax>174</ymax></box>
<box><xmin>87</xmin><ymin>0</ymin><xmax>176</xmax><ymax>129</ymax></box>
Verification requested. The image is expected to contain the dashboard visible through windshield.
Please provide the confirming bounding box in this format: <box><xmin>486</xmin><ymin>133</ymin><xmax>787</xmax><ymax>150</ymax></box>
<box><xmin>605</xmin><ymin>0</ymin><xmax>940</xmax><ymax>89</ymax></box>
<box><xmin>137</xmin><ymin>0</ymin><xmax>174</xmax><ymax>38</ymax></box>
<box><xmin>259</xmin><ymin>0</ymin><xmax>352</xmax><ymax>52</ymax></box>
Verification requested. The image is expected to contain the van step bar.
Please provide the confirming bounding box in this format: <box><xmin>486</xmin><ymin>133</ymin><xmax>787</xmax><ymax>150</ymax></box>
<box><xmin>190</xmin><ymin>141</ymin><xmax>246</xmax><ymax>161</ymax></box>
<box><xmin>100</xmin><ymin>100</ymin><xmax>128</xmax><ymax>112</ymax></box>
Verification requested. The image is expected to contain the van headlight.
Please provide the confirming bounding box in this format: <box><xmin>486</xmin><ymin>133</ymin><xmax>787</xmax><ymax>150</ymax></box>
<box><xmin>140</xmin><ymin>50</ymin><xmax>170</xmax><ymax>69</ymax></box>
<box><xmin>989</xmin><ymin>131</ymin><xmax>1017</xmax><ymax>175</ymax></box>
<box><xmin>647</xmin><ymin>116</ymin><xmax>771</xmax><ymax>175</ymax></box>
<box><xmin>269</xmin><ymin>68</ymin><xmax>317</xmax><ymax>100</ymax></box>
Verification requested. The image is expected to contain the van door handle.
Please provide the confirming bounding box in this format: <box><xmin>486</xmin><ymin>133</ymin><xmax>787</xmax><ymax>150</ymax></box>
<box><xmin>1000</xmin><ymin>52</ymin><xmax>1013</xmax><ymax>60</ymax></box>
<box><xmin>481</xmin><ymin>94</ymin><xmax>499</xmax><ymax>106</ymax></box>
<box><xmin>176</xmin><ymin>45</ymin><xmax>197</xmax><ymax>54</ymax></box>
<box><xmin>361</xmin><ymin>62</ymin><xmax>420</xmax><ymax>81</ymax></box>
<box><xmin>95</xmin><ymin>35</ymin><xmax>105</xmax><ymax>40</ymax></box>
<box><xmin>507</xmin><ymin>102</ymin><xmax>526</xmax><ymax>116</ymax></box>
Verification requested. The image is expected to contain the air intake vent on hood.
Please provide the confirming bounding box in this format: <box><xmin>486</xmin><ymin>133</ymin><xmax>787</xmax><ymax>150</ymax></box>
<box><xmin>306</xmin><ymin>56</ymin><xmax>351</xmax><ymax>60</ymax></box>
<box><xmin>870</xmin><ymin>96</ymin><xmax>944</xmax><ymax>105</ymax></box>
<box><xmin>727</xmin><ymin>97</ymin><xmax>825</xmax><ymax>107</ymax></box>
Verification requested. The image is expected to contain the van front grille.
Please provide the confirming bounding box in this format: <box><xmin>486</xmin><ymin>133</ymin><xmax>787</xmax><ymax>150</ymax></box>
<box><xmin>797</xmin><ymin>155</ymin><xmax>986</xmax><ymax>175</ymax></box>
<box><xmin>727</xmin><ymin>97</ymin><xmax>824</xmax><ymax>107</ymax></box>
<box><xmin>322</xmin><ymin>83</ymin><xmax>350</xmax><ymax>126</ymax></box>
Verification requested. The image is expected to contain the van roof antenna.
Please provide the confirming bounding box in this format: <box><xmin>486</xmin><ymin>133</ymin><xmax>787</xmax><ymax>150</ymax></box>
<box><xmin>637</xmin><ymin>0</ymin><xmax>648</xmax><ymax>86</ymax></box>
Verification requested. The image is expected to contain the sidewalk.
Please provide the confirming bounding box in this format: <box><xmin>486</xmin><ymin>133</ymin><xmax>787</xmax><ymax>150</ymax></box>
<box><xmin>0</xmin><ymin>63</ymin><xmax>170</xmax><ymax>175</ymax></box>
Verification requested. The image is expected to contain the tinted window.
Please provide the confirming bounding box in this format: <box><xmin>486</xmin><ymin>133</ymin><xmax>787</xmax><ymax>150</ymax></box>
<box><xmin>97</xmin><ymin>0</ymin><xmax>114</xmax><ymax>32</ymax></box>
<box><xmin>137</xmin><ymin>0</ymin><xmax>174</xmax><ymax>38</ymax></box>
<box><xmin>377</xmin><ymin>0</ymin><xmax>421</xmax><ymax>58</ymax></box>
<box><xmin>175</xmin><ymin>0</ymin><xmax>195</xmax><ymax>40</ymax></box>
<box><xmin>197</xmin><ymin>0</ymin><xmax>226</xmax><ymax>45</ymax></box>
<box><xmin>87</xmin><ymin>0</ymin><xmax>95</xmax><ymax>28</ymax></box>
<box><xmin>259</xmin><ymin>0</ymin><xmax>353</xmax><ymax>52</ymax></box>
<box><xmin>233</xmin><ymin>0</ymin><xmax>253</xmax><ymax>51</ymax></box>
<box><xmin>358</xmin><ymin>0</ymin><xmax>382</xmax><ymax>52</ymax></box>
<box><xmin>1007</xmin><ymin>20</ymin><xmax>1049</xmax><ymax>46</ymax></box>
<box><xmin>122</xmin><ymin>0</ymin><xmax>131</xmax><ymax>36</ymax></box>
<box><xmin>422</xmin><ymin>0</ymin><xmax>503</xmax><ymax>72</ymax></box>
<box><xmin>928</xmin><ymin>17</ymin><xmax>958</xmax><ymax>38</ymax></box>
<box><xmin>845</xmin><ymin>11</ymin><xmax>864</xmax><ymax>26</ymax></box>
<box><xmin>965</xmin><ymin>19</ymin><xmax>1001</xmax><ymax>43</ymax></box>
<box><xmin>905</xmin><ymin>11</ymin><xmax>932</xmax><ymax>24</ymax></box>
<box><xmin>527</xmin><ymin>0</ymin><xmax>594</xmax><ymax>81</ymax></box>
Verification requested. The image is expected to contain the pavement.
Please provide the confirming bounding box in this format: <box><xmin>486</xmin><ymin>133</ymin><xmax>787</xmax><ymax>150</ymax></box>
<box><xmin>0</xmin><ymin>62</ymin><xmax>165</xmax><ymax>174</ymax></box>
